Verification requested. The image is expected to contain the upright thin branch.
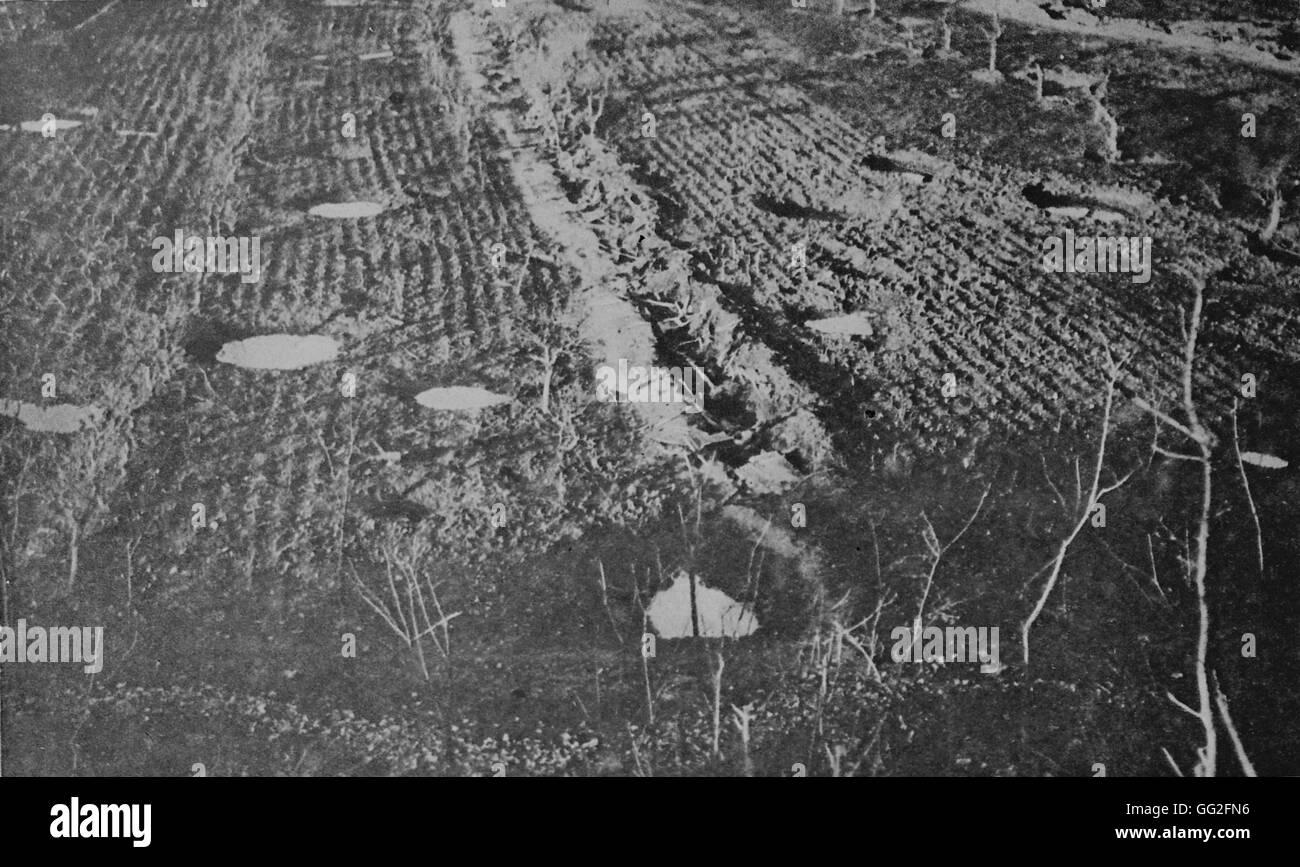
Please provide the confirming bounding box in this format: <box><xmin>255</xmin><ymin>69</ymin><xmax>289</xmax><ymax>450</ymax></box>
<box><xmin>1184</xmin><ymin>279</ymin><xmax>1216</xmax><ymax>777</ymax></box>
<box><xmin>1260</xmin><ymin>187</ymin><xmax>1283</xmax><ymax>244</ymax></box>
<box><xmin>731</xmin><ymin>703</ymin><xmax>756</xmax><ymax>777</ymax></box>
<box><xmin>1137</xmin><ymin>274</ymin><xmax>1217</xmax><ymax>776</ymax></box>
<box><xmin>631</xmin><ymin>565</ymin><xmax>655</xmax><ymax>726</ymax></box>
<box><xmin>1230</xmin><ymin>400</ymin><xmax>1264</xmax><ymax>574</ymax></box>
<box><xmin>350</xmin><ymin>537</ymin><xmax>460</xmax><ymax>682</ymax></box>
<box><xmin>1022</xmin><ymin>347</ymin><xmax>1133</xmax><ymax>663</ymax></box>
<box><xmin>1213</xmin><ymin>671</ymin><xmax>1257</xmax><ymax>777</ymax></box>
<box><xmin>595</xmin><ymin>559</ymin><xmax>625</xmax><ymax>646</ymax></box>
<box><xmin>915</xmin><ymin>483</ymin><xmax>992</xmax><ymax>629</ymax></box>
<box><xmin>985</xmin><ymin>14</ymin><xmax>1004</xmax><ymax>72</ymax></box>
<box><xmin>710</xmin><ymin>650</ymin><xmax>725</xmax><ymax>761</ymax></box>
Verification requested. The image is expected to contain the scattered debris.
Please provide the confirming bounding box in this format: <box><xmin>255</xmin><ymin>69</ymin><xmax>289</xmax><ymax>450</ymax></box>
<box><xmin>734</xmin><ymin>450</ymin><xmax>801</xmax><ymax>495</ymax></box>
<box><xmin>645</xmin><ymin>414</ymin><xmax>732</xmax><ymax>450</ymax></box>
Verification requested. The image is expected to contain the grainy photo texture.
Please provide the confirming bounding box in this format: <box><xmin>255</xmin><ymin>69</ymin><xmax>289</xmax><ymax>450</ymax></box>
<box><xmin>2</xmin><ymin>0</ymin><xmax>1298</xmax><ymax>779</ymax></box>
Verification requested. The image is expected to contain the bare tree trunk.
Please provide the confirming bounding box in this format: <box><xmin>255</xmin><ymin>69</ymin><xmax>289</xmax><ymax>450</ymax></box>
<box><xmin>1181</xmin><ymin>281</ymin><xmax>1217</xmax><ymax>777</ymax></box>
<box><xmin>1142</xmin><ymin>275</ymin><xmax>1221</xmax><ymax>776</ymax></box>
<box><xmin>1213</xmin><ymin>672</ymin><xmax>1257</xmax><ymax>776</ymax></box>
<box><xmin>66</xmin><ymin>517</ymin><xmax>79</xmax><ymax>592</ymax></box>
<box><xmin>732</xmin><ymin>704</ymin><xmax>756</xmax><ymax>776</ymax></box>
<box><xmin>334</xmin><ymin>408</ymin><xmax>356</xmax><ymax>580</ymax></box>
<box><xmin>1089</xmin><ymin>76</ymin><xmax>1121</xmax><ymax>162</ymax></box>
<box><xmin>688</xmin><ymin>571</ymin><xmax>699</xmax><ymax>637</ymax></box>
<box><xmin>987</xmin><ymin>16</ymin><xmax>1003</xmax><ymax>71</ymax></box>
<box><xmin>1190</xmin><ymin>440</ymin><xmax>1216</xmax><ymax>776</ymax></box>
<box><xmin>1261</xmin><ymin>187</ymin><xmax>1283</xmax><ymax>242</ymax></box>
<box><xmin>0</xmin><ymin>454</ymin><xmax>21</xmax><ymax>779</ymax></box>
<box><xmin>0</xmin><ymin>557</ymin><xmax>6</xmax><ymax>778</ymax></box>
<box><xmin>1</xmin><ymin>542</ymin><xmax>8</xmax><ymax>630</ymax></box>
<box><xmin>405</xmin><ymin>582</ymin><xmax>431</xmax><ymax>682</ymax></box>
<box><xmin>710</xmin><ymin>651</ymin><xmax>725</xmax><ymax>760</ymax></box>
<box><xmin>641</xmin><ymin>618</ymin><xmax>655</xmax><ymax>725</ymax></box>
<box><xmin>1230</xmin><ymin>401</ymin><xmax>1265</xmax><ymax>574</ymax></box>
<box><xmin>538</xmin><ymin>347</ymin><xmax>557</xmax><ymax>413</ymax></box>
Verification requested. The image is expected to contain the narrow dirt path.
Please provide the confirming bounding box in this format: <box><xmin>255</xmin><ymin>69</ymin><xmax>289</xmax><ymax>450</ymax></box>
<box><xmin>448</xmin><ymin>7</ymin><xmax>672</xmax><ymax>430</ymax></box>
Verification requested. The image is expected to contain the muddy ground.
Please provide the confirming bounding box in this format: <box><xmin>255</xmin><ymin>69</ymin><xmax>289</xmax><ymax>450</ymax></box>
<box><xmin>1</xmin><ymin>0</ymin><xmax>1298</xmax><ymax>776</ymax></box>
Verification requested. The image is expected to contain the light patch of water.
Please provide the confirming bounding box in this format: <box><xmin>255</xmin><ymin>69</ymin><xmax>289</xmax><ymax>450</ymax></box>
<box><xmin>18</xmin><ymin>118</ymin><xmax>82</xmax><ymax>133</ymax></box>
<box><xmin>806</xmin><ymin>312</ymin><xmax>874</xmax><ymax>337</ymax></box>
<box><xmin>216</xmin><ymin>334</ymin><xmax>339</xmax><ymax>370</ymax></box>
<box><xmin>0</xmin><ymin>399</ymin><xmax>103</xmax><ymax>433</ymax></box>
<box><xmin>647</xmin><ymin>570</ymin><xmax>759</xmax><ymax>639</ymax></box>
<box><xmin>1240</xmin><ymin>451</ymin><xmax>1288</xmax><ymax>469</ymax></box>
<box><xmin>307</xmin><ymin>201</ymin><xmax>385</xmax><ymax>219</ymax></box>
<box><xmin>414</xmin><ymin>386</ymin><xmax>511</xmax><ymax>411</ymax></box>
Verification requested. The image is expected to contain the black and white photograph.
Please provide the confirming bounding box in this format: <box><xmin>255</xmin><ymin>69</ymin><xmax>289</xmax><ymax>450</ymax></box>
<box><xmin>0</xmin><ymin>0</ymin><xmax>1296</xmax><ymax>832</ymax></box>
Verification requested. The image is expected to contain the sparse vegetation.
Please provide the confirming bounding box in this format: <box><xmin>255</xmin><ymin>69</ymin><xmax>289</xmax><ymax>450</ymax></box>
<box><xmin>3</xmin><ymin>0</ymin><xmax>1298</xmax><ymax>779</ymax></box>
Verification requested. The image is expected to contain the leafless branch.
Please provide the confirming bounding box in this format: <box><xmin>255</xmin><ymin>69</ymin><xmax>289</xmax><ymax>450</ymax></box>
<box><xmin>1230</xmin><ymin>400</ymin><xmax>1265</xmax><ymax>574</ymax></box>
<box><xmin>915</xmin><ymin>482</ymin><xmax>992</xmax><ymax>629</ymax></box>
<box><xmin>1161</xmin><ymin>747</ymin><xmax>1184</xmax><ymax>777</ymax></box>
<box><xmin>1213</xmin><ymin>671</ymin><xmax>1257</xmax><ymax>777</ymax></box>
<box><xmin>1022</xmin><ymin>352</ymin><xmax>1134</xmax><ymax>663</ymax></box>
<box><xmin>596</xmin><ymin>559</ymin><xmax>625</xmax><ymax>646</ymax></box>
